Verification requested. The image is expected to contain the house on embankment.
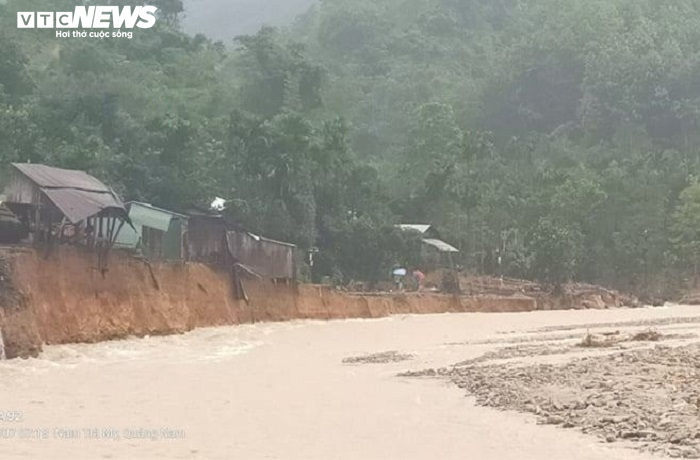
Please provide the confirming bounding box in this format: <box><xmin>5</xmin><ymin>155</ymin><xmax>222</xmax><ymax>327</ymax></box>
<box><xmin>0</xmin><ymin>164</ymin><xmax>297</xmax><ymax>359</ymax></box>
<box><xmin>114</xmin><ymin>204</ymin><xmax>297</xmax><ymax>282</ymax></box>
<box><xmin>225</xmin><ymin>229</ymin><xmax>297</xmax><ymax>281</ymax></box>
<box><xmin>113</xmin><ymin>201</ymin><xmax>188</xmax><ymax>261</ymax></box>
<box><xmin>182</xmin><ymin>210</ymin><xmax>297</xmax><ymax>282</ymax></box>
<box><xmin>4</xmin><ymin>163</ymin><xmax>297</xmax><ymax>282</ymax></box>
<box><xmin>0</xmin><ymin>162</ymin><xmax>297</xmax><ymax>288</ymax></box>
<box><xmin>397</xmin><ymin>224</ymin><xmax>460</xmax><ymax>269</ymax></box>
<box><xmin>114</xmin><ymin>205</ymin><xmax>297</xmax><ymax>301</ymax></box>
<box><xmin>2</xmin><ymin>163</ymin><xmax>130</xmax><ymax>252</ymax></box>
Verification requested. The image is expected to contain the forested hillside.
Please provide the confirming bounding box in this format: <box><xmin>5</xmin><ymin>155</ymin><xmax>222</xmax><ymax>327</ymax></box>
<box><xmin>2</xmin><ymin>0</ymin><xmax>700</xmax><ymax>296</ymax></box>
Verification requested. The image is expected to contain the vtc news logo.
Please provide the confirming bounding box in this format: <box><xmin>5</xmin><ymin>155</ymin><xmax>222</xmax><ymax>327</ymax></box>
<box><xmin>17</xmin><ymin>6</ymin><xmax>158</xmax><ymax>29</ymax></box>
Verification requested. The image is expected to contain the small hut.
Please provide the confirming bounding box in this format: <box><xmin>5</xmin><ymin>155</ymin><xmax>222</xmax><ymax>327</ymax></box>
<box><xmin>226</xmin><ymin>229</ymin><xmax>296</xmax><ymax>281</ymax></box>
<box><xmin>397</xmin><ymin>224</ymin><xmax>459</xmax><ymax>269</ymax></box>
<box><xmin>114</xmin><ymin>202</ymin><xmax>188</xmax><ymax>261</ymax></box>
<box><xmin>3</xmin><ymin>163</ymin><xmax>129</xmax><ymax>248</ymax></box>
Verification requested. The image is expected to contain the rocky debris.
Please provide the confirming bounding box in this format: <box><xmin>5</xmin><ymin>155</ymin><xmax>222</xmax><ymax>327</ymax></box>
<box><xmin>578</xmin><ymin>328</ymin><xmax>669</xmax><ymax>348</ymax></box>
<box><xmin>453</xmin><ymin>331</ymin><xmax>594</xmax><ymax>346</ymax></box>
<box><xmin>411</xmin><ymin>343</ymin><xmax>700</xmax><ymax>457</ymax></box>
<box><xmin>454</xmin><ymin>275</ymin><xmax>640</xmax><ymax>309</ymax></box>
<box><xmin>449</xmin><ymin>329</ymin><xmax>690</xmax><ymax>364</ymax></box>
<box><xmin>364</xmin><ymin>273</ymin><xmax>640</xmax><ymax>310</ymax></box>
<box><xmin>632</xmin><ymin>329</ymin><xmax>663</xmax><ymax>341</ymax></box>
<box><xmin>399</xmin><ymin>367</ymin><xmax>452</xmax><ymax>378</ymax></box>
<box><xmin>453</xmin><ymin>343</ymin><xmax>585</xmax><ymax>366</ymax></box>
<box><xmin>579</xmin><ymin>331</ymin><xmax>622</xmax><ymax>348</ymax></box>
<box><xmin>678</xmin><ymin>294</ymin><xmax>700</xmax><ymax>306</ymax></box>
<box><xmin>343</xmin><ymin>351</ymin><xmax>413</xmax><ymax>364</ymax></box>
<box><xmin>532</xmin><ymin>316</ymin><xmax>700</xmax><ymax>334</ymax></box>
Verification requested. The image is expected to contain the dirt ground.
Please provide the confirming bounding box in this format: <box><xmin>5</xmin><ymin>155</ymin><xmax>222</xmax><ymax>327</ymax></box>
<box><xmin>354</xmin><ymin>272</ymin><xmax>640</xmax><ymax>311</ymax></box>
<box><xmin>3</xmin><ymin>305</ymin><xmax>700</xmax><ymax>459</ymax></box>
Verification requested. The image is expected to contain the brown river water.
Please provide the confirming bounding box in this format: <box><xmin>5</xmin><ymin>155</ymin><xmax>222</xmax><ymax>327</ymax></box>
<box><xmin>1</xmin><ymin>305</ymin><xmax>695</xmax><ymax>459</ymax></box>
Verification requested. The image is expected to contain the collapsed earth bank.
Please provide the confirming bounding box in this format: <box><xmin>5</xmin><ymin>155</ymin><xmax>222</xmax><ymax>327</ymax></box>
<box><xmin>0</xmin><ymin>247</ymin><xmax>638</xmax><ymax>359</ymax></box>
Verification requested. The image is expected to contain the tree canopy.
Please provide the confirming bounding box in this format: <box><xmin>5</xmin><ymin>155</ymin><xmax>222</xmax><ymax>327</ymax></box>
<box><xmin>3</xmin><ymin>0</ymin><xmax>700</xmax><ymax>294</ymax></box>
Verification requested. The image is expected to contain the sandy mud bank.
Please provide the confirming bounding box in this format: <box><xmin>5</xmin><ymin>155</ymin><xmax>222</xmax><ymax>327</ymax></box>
<box><xmin>404</xmin><ymin>316</ymin><xmax>700</xmax><ymax>459</ymax></box>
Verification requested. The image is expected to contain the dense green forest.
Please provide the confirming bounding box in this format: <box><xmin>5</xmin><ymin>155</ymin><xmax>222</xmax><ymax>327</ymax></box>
<box><xmin>2</xmin><ymin>0</ymin><xmax>700</xmax><ymax>296</ymax></box>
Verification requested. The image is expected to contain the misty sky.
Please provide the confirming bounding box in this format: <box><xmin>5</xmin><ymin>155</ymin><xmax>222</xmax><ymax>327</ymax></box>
<box><xmin>182</xmin><ymin>0</ymin><xmax>315</xmax><ymax>42</ymax></box>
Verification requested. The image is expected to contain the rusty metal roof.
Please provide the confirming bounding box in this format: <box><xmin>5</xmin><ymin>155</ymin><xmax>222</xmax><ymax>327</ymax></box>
<box><xmin>12</xmin><ymin>163</ymin><xmax>112</xmax><ymax>192</ymax></box>
<box><xmin>11</xmin><ymin>163</ymin><xmax>127</xmax><ymax>224</ymax></box>
<box><xmin>42</xmin><ymin>188</ymin><xmax>125</xmax><ymax>224</ymax></box>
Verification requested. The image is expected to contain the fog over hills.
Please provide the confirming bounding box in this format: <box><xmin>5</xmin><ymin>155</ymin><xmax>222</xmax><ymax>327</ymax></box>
<box><xmin>182</xmin><ymin>0</ymin><xmax>316</xmax><ymax>42</ymax></box>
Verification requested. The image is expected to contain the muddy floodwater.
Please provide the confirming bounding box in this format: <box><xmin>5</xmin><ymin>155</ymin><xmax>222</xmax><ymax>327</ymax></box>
<box><xmin>2</xmin><ymin>306</ymin><xmax>699</xmax><ymax>459</ymax></box>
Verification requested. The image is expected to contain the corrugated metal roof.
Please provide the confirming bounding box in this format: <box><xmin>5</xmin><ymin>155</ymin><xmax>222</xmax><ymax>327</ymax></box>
<box><xmin>11</xmin><ymin>163</ymin><xmax>127</xmax><ymax>224</ymax></box>
<box><xmin>12</xmin><ymin>163</ymin><xmax>111</xmax><ymax>192</ymax></box>
<box><xmin>42</xmin><ymin>188</ymin><xmax>126</xmax><ymax>224</ymax></box>
<box><xmin>423</xmin><ymin>238</ymin><xmax>460</xmax><ymax>253</ymax></box>
<box><xmin>128</xmin><ymin>202</ymin><xmax>178</xmax><ymax>232</ymax></box>
<box><xmin>398</xmin><ymin>224</ymin><xmax>433</xmax><ymax>234</ymax></box>
<box><xmin>128</xmin><ymin>201</ymin><xmax>187</xmax><ymax>218</ymax></box>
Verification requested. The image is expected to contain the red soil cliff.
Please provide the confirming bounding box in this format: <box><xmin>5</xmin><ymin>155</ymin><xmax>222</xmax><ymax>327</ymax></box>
<box><xmin>0</xmin><ymin>247</ymin><xmax>636</xmax><ymax>359</ymax></box>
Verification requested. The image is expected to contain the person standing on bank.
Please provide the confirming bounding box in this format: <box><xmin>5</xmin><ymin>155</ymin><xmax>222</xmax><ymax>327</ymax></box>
<box><xmin>412</xmin><ymin>268</ymin><xmax>425</xmax><ymax>292</ymax></box>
